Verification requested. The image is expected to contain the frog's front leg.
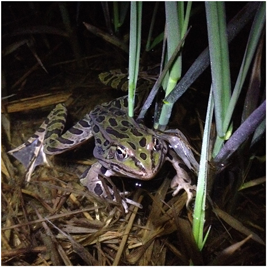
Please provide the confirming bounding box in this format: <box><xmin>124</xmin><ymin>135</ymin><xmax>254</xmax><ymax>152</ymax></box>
<box><xmin>166</xmin><ymin>150</ymin><xmax>196</xmax><ymax>208</ymax></box>
<box><xmin>158</xmin><ymin>129</ymin><xmax>199</xmax><ymax>174</ymax></box>
<box><xmin>80</xmin><ymin>163</ymin><xmax>142</xmax><ymax>213</ymax></box>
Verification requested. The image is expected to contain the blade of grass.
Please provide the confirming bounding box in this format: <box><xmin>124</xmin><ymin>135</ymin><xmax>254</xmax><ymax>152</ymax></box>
<box><xmin>193</xmin><ymin>87</ymin><xmax>214</xmax><ymax>250</ymax></box>
<box><xmin>101</xmin><ymin>2</ymin><xmax>113</xmax><ymax>35</ymax></box>
<box><xmin>59</xmin><ymin>3</ymin><xmax>81</xmax><ymax>63</ymax></box>
<box><xmin>138</xmin><ymin>3</ymin><xmax>259</xmax><ymax>121</ymax></box>
<box><xmin>238</xmin><ymin>177</ymin><xmax>266</xmax><ymax>191</ymax></box>
<box><xmin>119</xmin><ymin>2</ymin><xmax>130</xmax><ymax>28</ymax></box>
<box><xmin>164</xmin><ymin>2</ymin><xmax>260</xmax><ymax>105</ymax></box>
<box><xmin>213</xmin><ymin>207</ymin><xmax>265</xmax><ymax>245</ymax></box>
<box><xmin>113</xmin><ymin>2</ymin><xmax>119</xmax><ymax>34</ymax></box>
<box><xmin>223</xmin><ymin>2</ymin><xmax>265</xmax><ymax>131</ymax></box>
<box><xmin>113</xmin><ymin>2</ymin><xmax>130</xmax><ymax>33</ymax></box>
<box><xmin>148</xmin><ymin>32</ymin><xmax>164</xmax><ymax>51</ymax></box>
<box><xmin>181</xmin><ymin>2</ymin><xmax>192</xmax><ymax>37</ymax></box>
<box><xmin>83</xmin><ymin>22</ymin><xmax>128</xmax><ymax>52</ymax></box>
<box><xmin>165</xmin><ymin>2</ymin><xmax>181</xmax><ymax>96</ymax></box>
<box><xmin>128</xmin><ymin>2</ymin><xmax>142</xmax><ymax>117</ymax></box>
<box><xmin>205</xmin><ymin>2</ymin><xmax>231</xmax><ymax>139</ymax></box>
<box><xmin>156</xmin><ymin>2</ymin><xmax>186</xmax><ymax>130</ymax></box>
<box><xmin>145</xmin><ymin>2</ymin><xmax>159</xmax><ymax>52</ymax></box>
<box><xmin>241</xmin><ymin>35</ymin><xmax>264</xmax><ymax>122</ymax></box>
<box><xmin>213</xmin><ymin>2</ymin><xmax>265</xmax><ymax>157</ymax></box>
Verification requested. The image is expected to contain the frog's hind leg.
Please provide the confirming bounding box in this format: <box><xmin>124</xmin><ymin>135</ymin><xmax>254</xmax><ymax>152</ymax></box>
<box><xmin>44</xmin><ymin>109</ymin><xmax>93</xmax><ymax>155</ymax></box>
<box><xmin>8</xmin><ymin>104</ymin><xmax>67</xmax><ymax>181</ymax></box>
<box><xmin>80</xmin><ymin>163</ymin><xmax>142</xmax><ymax>213</ymax></box>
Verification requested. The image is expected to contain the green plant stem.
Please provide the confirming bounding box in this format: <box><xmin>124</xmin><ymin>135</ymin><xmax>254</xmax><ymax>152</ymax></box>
<box><xmin>138</xmin><ymin>30</ymin><xmax>190</xmax><ymax>120</ymax></box>
<box><xmin>181</xmin><ymin>2</ymin><xmax>192</xmax><ymax>36</ymax></box>
<box><xmin>156</xmin><ymin>2</ymin><xmax>183</xmax><ymax>130</ymax></box>
<box><xmin>205</xmin><ymin>2</ymin><xmax>231</xmax><ymax>138</ymax></box>
<box><xmin>128</xmin><ymin>2</ymin><xmax>142</xmax><ymax>117</ymax></box>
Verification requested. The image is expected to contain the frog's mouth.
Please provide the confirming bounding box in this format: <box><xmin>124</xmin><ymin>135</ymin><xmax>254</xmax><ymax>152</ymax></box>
<box><xmin>105</xmin><ymin>159</ymin><xmax>163</xmax><ymax>181</ymax></box>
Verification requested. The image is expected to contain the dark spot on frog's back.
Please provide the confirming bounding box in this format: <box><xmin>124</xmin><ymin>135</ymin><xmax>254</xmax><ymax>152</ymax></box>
<box><xmin>106</xmin><ymin>127</ymin><xmax>128</xmax><ymax>138</ymax></box>
<box><xmin>69</xmin><ymin>127</ymin><xmax>83</xmax><ymax>135</ymax></box>
<box><xmin>121</xmin><ymin>120</ymin><xmax>131</xmax><ymax>127</ymax></box>
<box><xmin>123</xmin><ymin>97</ymin><xmax>128</xmax><ymax>108</ymax></box>
<box><xmin>93</xmin><ymin>125</ymin><xmax>100</xmax><ymax>133</ymax></box>
<box><xmin>79</xmin><ymin>119</ymin><xmax>90</xmax><ymax>128</ymax></box>
<box><xmin>108</xmin><ymin>107</ymin><xmax>125</xmax><ymax>116</ymax></box>
<box><xmin>131</xmin><ymin>128</ymin><xmax>143</xmax><ymax>136</ymax></box>
<box><xmin>119</xmin><ymin>127</ymin><xmax>128</xmax><ymax>132</ymax></box>
<box><xmin>113</xmin><ymin>99</ymin><xmax>122</xmax><ymax>109</ymax></box>
<box><xmin>115</xmin><ymin>110</ymin><xmax>125</xmax><ymax>116</ymax></box>
<box><xmin>128</xmin><ymin>142</ymin><xmax>136</xmax><ymax>150</ymax></box>
<box><xmin>108</xmin><ymin>118</ymin><xmax>118</xmax><ymax>127</ymax></box>
<box><xmin>96</xmin><ymin>115</ymin><xmax>105</xmax><ymax>123</ymax></box>
<box><xmin>58</xmin><ymin>136</ymin><xmax>74</xmax><ymax>144</ymax></box>
<box><xmin>139</xmin><ymin>137</ymin><xmax>146</xmax><ymax>147</ymax></box>
<box><xmin>140</xmin><ymin>153</ymin><xmax>147</xmax><ymax>160</ymax></box>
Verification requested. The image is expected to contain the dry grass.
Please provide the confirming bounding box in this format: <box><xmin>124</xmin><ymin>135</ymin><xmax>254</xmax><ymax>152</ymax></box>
<box><xmin>2</xmin><ymin>136</ymin><xmax>265</xmax><ymax>265</ymax></box>
<box><xmin>2</xmin><ymin>155</ymin><xmax>201</xmax><ymax>265</ymax></box>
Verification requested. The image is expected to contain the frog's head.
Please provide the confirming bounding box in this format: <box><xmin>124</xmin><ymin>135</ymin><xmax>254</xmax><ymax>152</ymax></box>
<box><xmin>94</xmin><ymin>135</ymin><xmax>168</xmax><ymax>180</ymax></box>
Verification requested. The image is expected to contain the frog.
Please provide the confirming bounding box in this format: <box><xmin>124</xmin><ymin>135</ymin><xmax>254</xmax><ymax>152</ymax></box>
<box><xmin>8</xmin><ymin>94</ymin><xmax>199</xmax><ymax>212</ymax></box>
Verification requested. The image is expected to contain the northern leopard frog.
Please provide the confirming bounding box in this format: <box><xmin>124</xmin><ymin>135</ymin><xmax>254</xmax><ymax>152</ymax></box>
<box><xmin>8</xmin><ymin>93</ymin><xmax>199</xmax><ymax>212</ymax></box>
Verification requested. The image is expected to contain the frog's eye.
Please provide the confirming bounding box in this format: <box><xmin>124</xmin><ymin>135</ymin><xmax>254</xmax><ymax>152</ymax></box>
<box><xmin>116</xmin><ymin>145</ymin><xmax>128</xmax><ymax>160</ymax></box>
<box><xmin>153</xmin><ymin>137</ymin><xmax>161</xmax><ymax>151</ymax></box>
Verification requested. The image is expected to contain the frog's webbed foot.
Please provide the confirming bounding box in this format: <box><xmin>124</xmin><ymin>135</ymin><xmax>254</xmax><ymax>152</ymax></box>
<box><xmin>80</xmin><ymin>162</ymin><xmax>142</xmax><ymax>213</ymax></box>
<box><xmin>8</xmin><ymin>121</ymin><xmax>50</xmax><ymax>181</ymax></box>
<box><xmin>167</xmin><ymin>151</ymin><xmax>196</xmax><ymax>208</ymax></box>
